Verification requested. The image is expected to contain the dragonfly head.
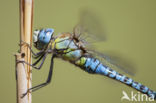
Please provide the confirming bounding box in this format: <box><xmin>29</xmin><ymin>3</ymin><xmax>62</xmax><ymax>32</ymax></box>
<box><xmin>33</xmin><ymin>28</ymin><xmax>54</xmax><ymax>50</ymax></box>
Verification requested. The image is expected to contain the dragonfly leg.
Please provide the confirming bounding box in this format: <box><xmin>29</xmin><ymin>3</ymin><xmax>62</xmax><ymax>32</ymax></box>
<box><xmin>32</xmin><ymin>54</ymin><xmax>45</xmax><ymax>66</ymax></box>
<box><xmin>32</xmin><ymin>48</ymin><xmax>53</xmax><ymax>65</ymax></box>
<box><xmin>19</xmin><ymin>40</ymin><xmax>44</xmax><ymax>57</ymax></box>
<box><xmin>17</xmin><ymin>52</ymin><xmax>48</xmax><ymax>70</ymax></box>
<box><xmin>32</xmin><ymin>52</ymin><xmax>45</xmax><ymax>59</ymax></box>
<box><xmin>21</xmin><ymin>54</ymin><xmax>55</xmax><ymax>98</ymax></box>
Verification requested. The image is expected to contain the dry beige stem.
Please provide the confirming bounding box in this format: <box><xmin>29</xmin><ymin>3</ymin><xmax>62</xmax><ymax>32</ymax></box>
<box><xmin>15</xmin><ymin>0</ymin><xmax>33</xmax><ymax>103</ymax></box>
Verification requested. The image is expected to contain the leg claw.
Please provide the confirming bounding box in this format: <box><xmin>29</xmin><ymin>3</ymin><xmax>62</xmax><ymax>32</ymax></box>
<box><xmin>21</xmin><ymin>91</ymin><xmax>28</xmax><ymax>98</ymax></box>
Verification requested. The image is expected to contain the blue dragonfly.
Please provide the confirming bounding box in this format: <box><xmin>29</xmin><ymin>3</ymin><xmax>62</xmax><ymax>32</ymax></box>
<box><xmin>20</xmin><ymin>10</ymin><xmax>156</xmax><ymax>99</ymax></box>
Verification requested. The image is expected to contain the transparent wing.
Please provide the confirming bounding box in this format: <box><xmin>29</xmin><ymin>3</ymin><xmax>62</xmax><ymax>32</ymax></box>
<box><xmin>73</xmin><ymin>9</ymin><xmax>106</xmax><ymax>44</ymax></box>
<box><xmin>73</xmin><ymin>9</ymin><xmax>136</xmax><ymax>76</ymax></box>
<box><xmin>88</xmin><ymin>50</ymin><xmax>136</xmax><ymax>76</ymax></box>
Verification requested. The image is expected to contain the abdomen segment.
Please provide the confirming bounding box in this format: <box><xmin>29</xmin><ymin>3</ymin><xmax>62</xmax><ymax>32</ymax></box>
<box><xmin>76</xmin><ymin>57</ymin><xmax>156</xmax><ymax>99</ymax></box>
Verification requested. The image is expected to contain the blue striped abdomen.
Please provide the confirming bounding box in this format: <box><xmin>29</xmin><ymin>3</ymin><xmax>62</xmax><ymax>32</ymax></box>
<box><xmin>84</xmin><ymin>57</ymin><xmax>156</xmax><ymax>99</ymax></box>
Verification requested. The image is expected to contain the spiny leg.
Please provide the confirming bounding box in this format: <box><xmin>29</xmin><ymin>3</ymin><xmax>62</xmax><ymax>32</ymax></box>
<box><xmin>31</xmin><ymin>49</ymin><xmax>53</xmax><ymax>69</ymax></box>
<box><xmin>32</xmin><ymin>53</ymin><xmax>48</xmax><ymax>70</ymax></box>
<box><xmin>17</xmin><ymin>42</ymin><xmax>52</xmax><ymax>70</ymax></box>
<box><xmin>17</xmin><ymin>52</ymin><xmax>48</xmax><ymax>70</ymax></box>
<box><xmin>32</xmin><ymin>49</ymin><xmax>53</xmax><ymax>66</ymax></box>
<box><xmin>33</xmin><ymin>51</ymin><xmax>45</xmax><ymax>59</ymax></box>
<box><xmin>21</xmin><ymin>54</ymin><xmax>55</xmax><ymax>98</ymax></box>
<box><xmin>32</xmin><ymin>54</ymin><xmax>45</xmax><ymax>66</ymax></box>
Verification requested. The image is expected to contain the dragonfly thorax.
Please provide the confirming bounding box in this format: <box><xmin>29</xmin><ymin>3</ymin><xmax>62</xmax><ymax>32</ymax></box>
<box><xmin>33</xmin><ymin>28</ymin><xmax>54</xmax><ymax>50</ymax></box>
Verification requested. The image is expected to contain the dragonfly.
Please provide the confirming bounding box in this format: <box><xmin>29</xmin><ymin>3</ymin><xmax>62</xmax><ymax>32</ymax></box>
<box><xmin>19</xmin><ymin>11</ymin><xmax>156</xmax><ymax>99</ymax></box>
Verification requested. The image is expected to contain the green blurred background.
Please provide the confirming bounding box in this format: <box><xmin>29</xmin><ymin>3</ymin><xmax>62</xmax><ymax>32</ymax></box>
<box><xmin>0</xmin><ymin>0</ymin><xmax>156</xmax><ymax>103</ymax></box>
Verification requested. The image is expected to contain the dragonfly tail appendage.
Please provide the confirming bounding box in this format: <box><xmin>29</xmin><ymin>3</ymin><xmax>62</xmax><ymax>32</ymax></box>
<box><xmin>82</xmin><ymin>57</ymin><xmax>156</xmax><ymax>100</ymax></box>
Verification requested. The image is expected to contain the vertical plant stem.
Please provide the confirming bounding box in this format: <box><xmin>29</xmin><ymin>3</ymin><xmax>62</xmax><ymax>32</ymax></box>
<box><xmin>15</xmin><ymin>0</ymin><xmax>33</xmax><ymax>103</ymax></box>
